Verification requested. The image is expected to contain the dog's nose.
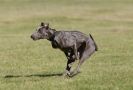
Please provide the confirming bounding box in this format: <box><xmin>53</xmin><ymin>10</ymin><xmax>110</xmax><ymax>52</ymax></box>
<box><xmin>31</xmin><ymin>35</ymin><xmax>33</xmax><ymax>38</ymax></box>
<box><xmin>31</xmin><ymin>35</ymin><xmax>34</xmax><ymax>39</ymax></box>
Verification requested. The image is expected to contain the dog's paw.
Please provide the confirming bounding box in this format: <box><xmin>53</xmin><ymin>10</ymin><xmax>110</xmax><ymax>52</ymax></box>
<box><xmin>62</xmin><ymin>70</ymin><xmax>71</xmax><ymax>77</ymax></box>
<box><xmin>69</xmin><ymin>70</ymin><xmax>81</xmax><ymax>77</ymax></box>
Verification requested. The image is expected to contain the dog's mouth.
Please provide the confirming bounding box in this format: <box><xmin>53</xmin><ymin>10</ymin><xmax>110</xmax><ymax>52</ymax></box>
<box><xmin>31</xmin><ymin>35</ymin><xmax>37</xmax><ymax>41</ymax></box>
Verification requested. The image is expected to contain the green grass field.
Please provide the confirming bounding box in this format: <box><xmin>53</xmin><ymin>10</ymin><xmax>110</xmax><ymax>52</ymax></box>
<box><xmin>0</xmin><ymin>0</ymin><xmax>133</xmax><ymax>90</ymax></box>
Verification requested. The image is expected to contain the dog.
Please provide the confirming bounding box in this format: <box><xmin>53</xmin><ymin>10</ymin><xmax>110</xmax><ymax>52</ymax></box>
<box><xmin>31</xmin><ymin>22</ymin><xmax>98</xmax><ymax>77</ymax></box>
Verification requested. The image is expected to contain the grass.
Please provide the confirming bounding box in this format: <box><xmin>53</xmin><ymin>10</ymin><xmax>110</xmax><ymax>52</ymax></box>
<box><xmin>0</xmin><ymin>0</ymin><xmax>133</xmax><ymax>90</ymax></box>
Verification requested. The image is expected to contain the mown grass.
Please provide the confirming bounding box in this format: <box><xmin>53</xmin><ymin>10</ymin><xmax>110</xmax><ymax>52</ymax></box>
<box><xmin>0</xmin><ymin>0</ymin><xmax>133</xmax><ymax>90</ymax></box>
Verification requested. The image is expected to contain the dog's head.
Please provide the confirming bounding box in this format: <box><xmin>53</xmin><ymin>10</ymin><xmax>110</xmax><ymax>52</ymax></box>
<box><xmin>31</xmin><ymin>22</ymin><xmax>54</xmax><ymax>41</ymax></box>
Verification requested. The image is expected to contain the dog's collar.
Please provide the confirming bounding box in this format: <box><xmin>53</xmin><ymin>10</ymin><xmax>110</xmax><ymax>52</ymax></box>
<box><xmin>48</xmin><ymin>34</ymin><xmax>55</xmax><ymax>41</ymax></box>
<box><xmin>48</xmin><ymin>29</ymin><xmax>56</xmax><ymax>41</ymax></box>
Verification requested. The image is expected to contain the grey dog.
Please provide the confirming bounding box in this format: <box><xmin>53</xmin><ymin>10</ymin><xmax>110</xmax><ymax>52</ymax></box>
<box><xmin>31</xmin><ymin>22</ymin><xmax>98</xmax><ymax>77</ymax></box>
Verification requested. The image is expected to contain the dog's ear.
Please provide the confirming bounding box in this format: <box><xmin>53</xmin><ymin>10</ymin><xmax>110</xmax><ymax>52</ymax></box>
<box><xmin>44</xmin><ymin>23</ymin><xmax>49</xmax><ymax>29</ymax></box>
<box><xmin>41</xmin><ymin>22</ymin><xmax>44</xmax><ymax>26</ymax></box>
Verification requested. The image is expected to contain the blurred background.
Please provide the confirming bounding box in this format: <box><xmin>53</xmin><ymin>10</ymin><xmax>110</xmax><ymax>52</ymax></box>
<box><xmin>0</xmin><ymin>0</ymin><xmax>133</xmax><ymax>90</ymax></box>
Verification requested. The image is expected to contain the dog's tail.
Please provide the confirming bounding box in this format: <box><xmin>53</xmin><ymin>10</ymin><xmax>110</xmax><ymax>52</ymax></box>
<box><xmin>89</xmin><ymin>34</ymin><xmax>98</xmax><ymax>51</ymax></box>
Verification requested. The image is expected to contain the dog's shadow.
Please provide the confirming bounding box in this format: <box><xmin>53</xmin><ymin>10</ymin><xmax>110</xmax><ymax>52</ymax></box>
<box><xmin>4</xmin><ymin>73</ymin><xmax>63</xmax><ymax>78</ymax></box>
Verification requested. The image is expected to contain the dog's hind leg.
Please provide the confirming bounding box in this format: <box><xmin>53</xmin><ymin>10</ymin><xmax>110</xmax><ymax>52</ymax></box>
<box><xmin>72</xmin><ymin>40</ymin><xmax>96</xmax><ymax>76</ymax></box>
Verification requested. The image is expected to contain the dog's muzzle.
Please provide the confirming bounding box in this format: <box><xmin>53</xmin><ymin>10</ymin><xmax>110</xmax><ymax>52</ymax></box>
<box><xmin>31</xmin><ymin>35</ymin><xmax>36</xmax><ymax>40</ymax></box>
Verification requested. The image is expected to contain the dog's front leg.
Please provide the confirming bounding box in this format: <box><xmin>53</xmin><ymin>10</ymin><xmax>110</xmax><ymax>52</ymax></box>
<box><xmin>63</xmin><ymin>59</ymin><xmax>75</xmax><ymax>77</ymax></box>
<box><xmin>73</xmin><ymin>43</ymin><xmax>79</xmax><ymax>60</ymax></box>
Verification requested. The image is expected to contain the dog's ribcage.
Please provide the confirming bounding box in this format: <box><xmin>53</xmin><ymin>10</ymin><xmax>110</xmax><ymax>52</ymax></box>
<box><xmin>53</xmin><ymin>31</ymin><xmax>88</xmax><ymax>49</ymax></box>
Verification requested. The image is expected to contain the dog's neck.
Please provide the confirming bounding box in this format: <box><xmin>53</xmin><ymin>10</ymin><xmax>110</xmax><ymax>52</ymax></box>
<box><xmin>47</xmin><ymin>28</ymin><xmax>56</xmax><ymax>41</ymax></box>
